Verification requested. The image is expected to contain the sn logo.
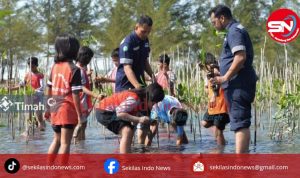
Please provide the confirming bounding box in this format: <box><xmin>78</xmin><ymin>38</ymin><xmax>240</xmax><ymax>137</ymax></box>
<box><xmin>268</xmin><ymin>21</ymin><xmax>293</xmax><ymax>32</ymax></box>
<box><xmin>268</xmin><ymin>15</ymin><xmax>297</xmax><ymax>37</ymax></box>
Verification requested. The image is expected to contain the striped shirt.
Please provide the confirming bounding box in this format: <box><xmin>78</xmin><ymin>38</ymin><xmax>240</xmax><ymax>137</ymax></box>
<box><xmin>97</xmin><ymin>91</ymin><xmax>140</xmax><ymax>115</ymax></box>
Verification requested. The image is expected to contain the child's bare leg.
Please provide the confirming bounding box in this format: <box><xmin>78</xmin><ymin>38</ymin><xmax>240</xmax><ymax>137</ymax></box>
<box><xmin>119</xmin><ymin>126</ymin><xmax>133</xmax><ymax>153</ymax></box>
<box><xmin>81</xmin><ymin>121</ymin><xmax>87</xmax><ymax>140</ymax></box>
<box><xmin>137</xmin><ymin>126</ymin><xmax>148</xmax><ymax>144</ymax></box>
<box><xmin>36</xmin><ymin>111</ymin><xmax>45</xmax><ymax>131</ymax></box>
<box><xmin>215</xmin><ymin>128</ymin><xmax>226</xmax><ymax>146</ymax></box>
<box><xmin>48</xmin><ymin>132</ymin><xmax>61</xmax><ymax>164</ymax></box>
<box><xmin>181</xmin><ymin>131</ymin><xmax>189</xmax><ymax>144</ymax></box>
<box><xmin>201</xmin><ymin>120</ymin><xmax>212</xmax><ymax>128</ymax></box>
<box><xmin>48</xmin><ymin>132</ymin><xmax>61</xmax><ymax>154</ymax></box>
<box><xmin>58</xmin><ymin>127</ymin><xmax>74</xmax><ymax>154</ymax></box>
<box><xmin>176</xmin><ymin>132</ymin><xmax>189</xmax><ymax>145</ymax></box>
<box><xmin>171</xmin><ymin>123</ymin><xmax>188</xmax><ymax>145</ymax></box>
<box><xmin>58</xmin><ymin>127</ymin><xmax>74</xmax><ymax>165</ymax></box>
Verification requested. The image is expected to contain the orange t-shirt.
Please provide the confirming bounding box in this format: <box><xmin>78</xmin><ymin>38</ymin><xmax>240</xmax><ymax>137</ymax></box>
<box><xmin>207</xmin><ymin>82</ymin><xmax>227</xmax><ymax>115</ymax></box>
<box><xmin>47</xmin><ymin>61</ymin><xmax>82</xmax><ymax>125</ymax></box>
<box><xmin>97</xmin><ymin>91</ymin><xmax>141</xmax><ymax>115</ymax></box>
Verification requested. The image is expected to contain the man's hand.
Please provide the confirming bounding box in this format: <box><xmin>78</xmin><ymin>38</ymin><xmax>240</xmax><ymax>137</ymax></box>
<box><xmin>124</xmin><ymin>64</ymin><xmax>141</xmax><ymax>89</ymax></box>
<box><xmin>210</xmin><ymin>75</ymin><xmax>228</xmax><ymax>85</ymax></box>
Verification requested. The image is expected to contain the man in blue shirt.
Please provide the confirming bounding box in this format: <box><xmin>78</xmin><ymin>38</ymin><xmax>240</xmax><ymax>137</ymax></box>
<box><xmin>208</xmin><ymin>5</ymin><xmax>257</xmax><ymax>153</ymax></box>
<box><xmin>115</xmin><ymin>15</ymin><xmax>154</xmax><ymax>92</ymax></box>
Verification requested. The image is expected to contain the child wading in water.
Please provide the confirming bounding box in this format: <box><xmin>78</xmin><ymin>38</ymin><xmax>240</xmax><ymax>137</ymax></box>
<box><xmin>95</xmin><ymin>83</ymin><xmax>164</xmax><ymax>153</ymax></box>
<box><xmin>201</xmin><ymin>53</ymin><xmax>229</xmax><ymax>146</ymax></box>
<box><xmin>96</xmin><ymin>48</ymin><xmax>119</xmax><ymax>93</ymax></box>
<box><xmin>145</xmin><ymin>95</ymin><xmax>189</xmax><ymax>146</ymax></box>
<box><xmin>73</xmin><ymin>46</ymin><xmax>104</xmax><ymax>143</ymax></box>
<box><xmin>45</xmin><ymin>34</ymin><xmax>83</xmax><ymax>164</ymax></box>
<box><xmin>155</xmin><ymin>54</ymin><xmax>176</xmax><ymax>96</ymax></box>
<box><xmin>10</xmin><ymin>57</ymin><xmax>45</xmax><ymax>133</ymax></box>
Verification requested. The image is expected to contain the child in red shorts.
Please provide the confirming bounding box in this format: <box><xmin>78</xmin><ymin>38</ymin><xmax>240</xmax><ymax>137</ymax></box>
<box><xmin>45</xmin><ymin>34</ymin><xmax>83</xmax><ymax>164</ymax></box>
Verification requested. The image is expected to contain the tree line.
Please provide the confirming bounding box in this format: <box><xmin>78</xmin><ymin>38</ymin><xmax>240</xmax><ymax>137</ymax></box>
<box><xmin>0</xmin><ymin>0</ymin><xmax>299</xmax><ymax>73</ymax></box>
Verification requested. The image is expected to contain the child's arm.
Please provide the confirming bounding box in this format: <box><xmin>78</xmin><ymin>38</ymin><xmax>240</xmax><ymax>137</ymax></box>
<box><xmin>144</xmin><ymin>74</ymin><xmax>152</xmax><ymax>82</ymax></box>
<box><xmin>145</xmin><ymin>120</ymin><xmax>158</xmax><ymax>146</ymax></box>
<box><xmin>204</xmin><ymin>77</ymin><xmax>209</xmax><ymax>93</ymax></box>
<box><xmin>95</xmin><ymin>76</ymin><xmax>115</xmax><ymax>83</ymax></box>
<box><xmin>82</xmin><ymin>86</ymin><xmax>105</xmax><ymax>99</ymax></box>
<box><xmin>72</xmin><ymin>92</ymin><xmax>83</xmax><ymax>123</ymax></box>
<box><xmin>9</xmin><ymin>78</ymin><xmax>26</xmax><ymax>91</ymax></box>
<box><xmin>116</xmin><ymin>112</ymin><xmax>149</xmax><ymax>124</ymax></box>
<box><xmin>115</xmin><ymin>97</ymin><xmax>149</xmax><ymax>123</ymax></box>
<box><xmin>71</xmin><ymin>69</ymin><xmax>83</xmax><ymax>123</ymax></box>
<box><xmin>9</xmin><ymin>86</ymin><xmax>21</xmax><ymax>91</ymax></box>
<box><xmin>209</xmin><ymin>95</ymin><xmax>217</xmax><ymax>108</ymax></box>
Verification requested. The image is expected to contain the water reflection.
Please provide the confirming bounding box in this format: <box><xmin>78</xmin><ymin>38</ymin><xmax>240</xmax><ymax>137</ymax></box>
<box><xmin>1</xmin><ymin>117</ymin><xmax>300</xmax><ymax>154</ymax></box>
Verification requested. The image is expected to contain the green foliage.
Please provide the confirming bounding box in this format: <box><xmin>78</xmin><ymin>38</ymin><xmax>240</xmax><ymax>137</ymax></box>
<box><xmin>176</xmin><ymin>83</ymin><xmax>189</xmax><ymax>103</ymax></box>
<box><xmin>100</xmin><ymin>0</ymin><xmax>194</xmax><ymax>57</ymax></box>
<box><xmin>0</xmin><ymin>87</ymin><xmax>8</xmax><ymax>95</ymax></box>
<box><xmin>0</xmin><ymin>0</ymin><xmax>298</xmax><ymax>66</ymax></box>
<box><xmin>0</xmin><ymin>9</ymin><xmax>12</xmax><ymax>26</ymax></box>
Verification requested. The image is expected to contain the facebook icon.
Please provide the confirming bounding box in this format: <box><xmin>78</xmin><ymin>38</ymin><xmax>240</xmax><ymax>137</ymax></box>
<box><xmin>104</xmin><ymin>158</ymin><xmax>120</xmax><ymax>174</ymax></box>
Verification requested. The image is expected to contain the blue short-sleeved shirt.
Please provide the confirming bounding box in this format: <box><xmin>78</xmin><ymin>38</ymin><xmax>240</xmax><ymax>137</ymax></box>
<box><xmin>150</xmin><ymin>95</ymin><xmax>184</xmax><ymax>136</ymax></box>
<box><xmin>220</xmin><ymin>20</ymin><xmax>257</xmax><ymax>89</ymax></box>
<box><xmin>115</xmin><ymin>31</ymin><xmax>150</xmax><ymax>92</ymax></box>
<box><xmin>151</xmin><ymin>95</ymin><xmax>182</xmax><ymax>123</ymax></box>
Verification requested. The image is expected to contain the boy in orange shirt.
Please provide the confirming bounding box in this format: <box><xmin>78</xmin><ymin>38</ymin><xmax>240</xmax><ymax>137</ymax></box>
<box><xmin>201</xmin><ymin>53</ymin><xmax>229</xmax><ymax>146</ymax></box>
